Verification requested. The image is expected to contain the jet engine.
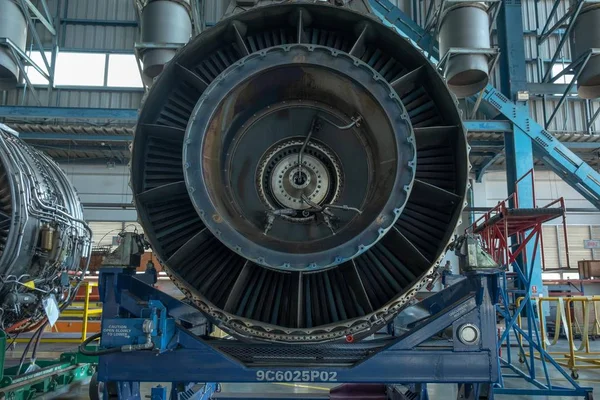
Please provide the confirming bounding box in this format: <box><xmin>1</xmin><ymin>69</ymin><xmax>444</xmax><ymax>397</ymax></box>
<box><xmin>0</xmin><ymin>124</ymin><xmax>91</xmax><ymax>333</ymax></box>
<box><xmin>131</xmin><ymin>2</ymin><xmax>468</xmax><ymax>343</ymax></box>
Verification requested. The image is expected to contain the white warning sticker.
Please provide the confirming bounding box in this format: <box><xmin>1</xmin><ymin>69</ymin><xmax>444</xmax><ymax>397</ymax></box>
<box><xmin>103</xmin><ymin>324</ymin><xmax>133</xmax><ymax>338</ymax></box>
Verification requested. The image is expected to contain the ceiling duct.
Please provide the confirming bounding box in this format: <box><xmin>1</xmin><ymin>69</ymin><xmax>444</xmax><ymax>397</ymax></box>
<box><xmin>139</xmin><ymin>0</ymin><xmax>193</xmax><ymax>85</ymax></box>
<box><xmin>438</xmin><ymin>3</ymin><xmax>493</xmax><ymax>98</ymax></box>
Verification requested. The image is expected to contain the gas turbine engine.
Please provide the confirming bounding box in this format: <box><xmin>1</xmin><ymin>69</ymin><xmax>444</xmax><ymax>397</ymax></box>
<box><xmin>0</xmin><ymin>124</ymin><xmax>91</xmax><ymax>333</ymax></box>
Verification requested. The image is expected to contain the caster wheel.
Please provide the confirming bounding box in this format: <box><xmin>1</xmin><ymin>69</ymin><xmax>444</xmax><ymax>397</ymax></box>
<box><xmin>89</xmin><ymin>372</ymin><xmax>105</xmax><ymax>400</ymax></box>
<box><xmin>585</xmin><ymin>393</ymin><xmax>593</xmax><ymax>400</ymax></box>
<box><xmin>571</xmin><ymin>371</ymin><xmax>580</xmax><ymax>380</ymax></box>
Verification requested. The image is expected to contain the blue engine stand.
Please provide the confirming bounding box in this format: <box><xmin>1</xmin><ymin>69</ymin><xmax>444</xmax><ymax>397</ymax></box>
<box><xmin>96</xmin><ymin>268</ymin><xmax>501</xmax><ymax>400</ymax></box>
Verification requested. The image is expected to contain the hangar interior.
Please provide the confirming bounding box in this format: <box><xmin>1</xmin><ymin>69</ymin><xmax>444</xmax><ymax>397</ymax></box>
<box><xmin>1</xmin><ymin>0</ymin><xmax>600</xmax><ymax>398</ymax></box>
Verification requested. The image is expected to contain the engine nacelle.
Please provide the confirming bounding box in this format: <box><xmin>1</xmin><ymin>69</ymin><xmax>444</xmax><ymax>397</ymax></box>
<box><xmin>131</xmin><ymin>2</ymin><xmax>468</xmax><ymax>343</ymax></box>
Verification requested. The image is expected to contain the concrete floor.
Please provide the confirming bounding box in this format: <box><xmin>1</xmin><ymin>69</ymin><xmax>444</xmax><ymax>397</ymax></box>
<box><xmin>5</xmin><ymin>339</ymin><xmax>600</xmax><ymax>399</ymax></box>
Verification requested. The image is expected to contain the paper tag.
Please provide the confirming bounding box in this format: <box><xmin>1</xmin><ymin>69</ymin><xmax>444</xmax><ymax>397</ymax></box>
<box><xmin>42</xmin><ymin>295</ymin><xmax>59</xmax><ymax>327</ymax></box>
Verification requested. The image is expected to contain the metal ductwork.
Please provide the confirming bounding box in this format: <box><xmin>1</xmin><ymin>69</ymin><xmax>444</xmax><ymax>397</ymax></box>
<box><xmin>570</xmin><ymin>4</ymin><xmax>600</xmax><ymax>99</ymax></box>
<box><xmin>0</xmin><ymin>0</ymin><xmax>27</xmax><ymax>90</ymax></box>
<box><xmin>131</xmin><ymin>2</ymin><xmax>468</xmax><ymax>343</ymax></box>
<box><xmin>0</xmin><ymin>124</ymin><xmax>91</xmax><ymax>333</ymax></box>
<box><xmin>140</xmin><ymin>0</ymin><xmax>193</xmax><ymax>85</ymax></box>
<box><xmin>439</xmin><ymin>3</ymin><xmax>492</xmax><ymax>98</ymax></box>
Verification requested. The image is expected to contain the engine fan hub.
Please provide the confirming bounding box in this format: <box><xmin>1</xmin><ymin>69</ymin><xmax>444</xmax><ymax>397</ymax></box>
<box><xmin>258</xmin><ymin>138</ymin><xmax>341</xmax><ymax>214</ymax></box>
<box><xmin>272</xmin><ymin>153</ymin><xmax>327</xmax><ymax>208</ymax></box>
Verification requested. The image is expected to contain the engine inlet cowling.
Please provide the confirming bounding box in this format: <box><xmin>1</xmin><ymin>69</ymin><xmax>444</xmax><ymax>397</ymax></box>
<box><xmin>131</xmin><ymin>3</ymin><xmax>468</xmax><ymax>343</ymax></box>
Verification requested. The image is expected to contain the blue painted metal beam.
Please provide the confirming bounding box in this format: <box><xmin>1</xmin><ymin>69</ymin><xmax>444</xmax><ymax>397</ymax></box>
<box><xmin>482</xmin><ymin>86</ymin><xmax>600</xmax><ymax>208</ymax></box>
<box><xmin>497</xmin><ymin>0</ymin><xmax>542</xmax><ymax>293</ymax></box>
<box><xmin>465</xmin><ymin>120</ymin><xmax>512</xmax><ymax>133</ymax></box>
<box><xmin>470</xmin><ymin>140</ymin><xmax>600</xmax><ymax>150</ymax></box>
<box><xmin>14</xmin><ymin>85</ymin><xmax>145</xmax><ymax>93</ymax></box>
<box><xmin>0</xmin><ymin>106</ymin><xmax>138</xmax><ymax>121</ymax></box>
<box><xmin>20</xmin><ymin>132</ymin><xmax>133</xmax><ymax>142</ymax></box>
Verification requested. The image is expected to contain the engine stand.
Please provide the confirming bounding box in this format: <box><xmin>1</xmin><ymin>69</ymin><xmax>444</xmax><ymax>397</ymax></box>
<box><xmin>93</xmin><ymin>267</ymin><xmax>502</xmax><ymax>399</ymax></box>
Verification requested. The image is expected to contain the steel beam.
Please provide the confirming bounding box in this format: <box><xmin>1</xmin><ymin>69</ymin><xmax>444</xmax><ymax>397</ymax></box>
<box><xmin>0</xmin><ymin>106</ymin><xmax>138</xmax><ymax>121</ymax></box>
<box><xmin>32</xmin><ymin>144</ymin><xmax>129</xmax><ymax>153</ymax></box>
<box><xmin>465</xmin><ymin>120</ymin><xmax>512</xmax><ymax>133</ymax></box>
<box><xmin>19</xmin><ymin>133</ymin><xmax>133</xmax><ymax>142</ymax></box>
<box><xmin>496</xmin><ymin>0</ymin><xmax>543</xmax><ymax>293</ymax></box>
<box><xmin>52</xmin><ymin>157</ymin><xmax>129</xmax><ymax>165</ymax></box>
<box><xmin>21</xmin><ymin>0</ymin><xmax>56</xmax><ymax>35</ymax></box>
<box><xmin>470</xmin><ymin>140</ymin><xmax>600</xmax><ymax>150</ymax></box>
<box><xmin>527</xmin><ymin>83</ymin><xmax>577</xmax><ymax>95</ymax></box>
<box><xmin>61</xmin><ymin>19</ymin><xmax>138</xmax><ymax>26</ymax></box>
<box><xmin>13</xmin><ymin>85</ymin><xmax>145</xmax><ymax>93</ymax></box>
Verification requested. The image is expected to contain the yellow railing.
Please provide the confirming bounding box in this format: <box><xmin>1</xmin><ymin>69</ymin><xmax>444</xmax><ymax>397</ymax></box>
<box><xmin>61</xmin><ymin>281</ymin><xmax>102</xmax><ymax>342</ymax></box>
<box><xmin>516</xmin><ymin>296</ymin><xmax>600</xmax><ymax>378</ymax></box>
<box><xmin>14</xmin><ymin>281</ymin><xmax>102</xmax><ymax>344</ymax></box>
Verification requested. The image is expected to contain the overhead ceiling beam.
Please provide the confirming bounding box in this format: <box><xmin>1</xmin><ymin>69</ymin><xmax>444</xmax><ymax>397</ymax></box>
<box><xmin>470</xmin><ymin>140</ymin><xmax>600</xmax><ymax>150</ymax></box>
<box><xmin>33</xmin><ymin>145</ymin><xmax>129</xmax><ymax>153</ymax></box>
<box><xmin>0</xmin><ymin>106</ymin><xmax>138</xmax><ymax>121</ymax></box>
<box><xmin>19</xmin><ymin>132</ymin><xmax>133</xmax><ymax>142</ymax></box>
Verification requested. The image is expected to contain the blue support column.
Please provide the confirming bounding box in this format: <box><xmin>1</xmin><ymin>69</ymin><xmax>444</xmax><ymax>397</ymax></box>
<box><xmin>496</xmin><ymin>0</ymin><xmax>543</xmax><ymax>294</ymax></box>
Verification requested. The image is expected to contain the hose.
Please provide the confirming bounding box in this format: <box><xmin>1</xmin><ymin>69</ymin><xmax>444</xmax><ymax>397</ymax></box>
<box><xmin>78</xmin><ymin>332</ymin><xmax>122</xmax><ymax>356</ymax></box>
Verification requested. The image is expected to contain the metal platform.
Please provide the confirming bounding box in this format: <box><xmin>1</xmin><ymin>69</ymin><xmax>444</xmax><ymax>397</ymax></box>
<box><xmin>472</xmin><ymin>207</ymin><xmax>565</xmax><ymax>237</ymax></box>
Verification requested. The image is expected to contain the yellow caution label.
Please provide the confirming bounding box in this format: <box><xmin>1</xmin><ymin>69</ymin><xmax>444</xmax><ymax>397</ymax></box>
<box><xmin>23</xmin><ymin>281</ymin><xmax>35</xmax><ymax>289</ymax></box>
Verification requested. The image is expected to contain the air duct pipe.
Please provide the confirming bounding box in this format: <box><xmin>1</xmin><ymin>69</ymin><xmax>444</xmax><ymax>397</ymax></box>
<box><xmin>0</xmin><ymin>0</ymin><xmax>27</xmax><ymax>90</ymax></box>
<box><xmin>439</xmin><ymin>3</ymin><xmax>492</xmax><ymax>98</ymax></box>
<box><xmin>140</xmin><ymin>0</ymin><xmax>192</xmax><ymax>85</ymax></box>
<box><xmin>570</xmin><ymin>4</ymin><xmax>600</xmax><ymax>99</ymax></box>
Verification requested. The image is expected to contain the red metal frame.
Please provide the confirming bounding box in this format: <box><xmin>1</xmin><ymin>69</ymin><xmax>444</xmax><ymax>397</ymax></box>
<box><xmin>467</xmin><ymin>169</ymin><xmax>570</xmax><ymax>270</ymax></box>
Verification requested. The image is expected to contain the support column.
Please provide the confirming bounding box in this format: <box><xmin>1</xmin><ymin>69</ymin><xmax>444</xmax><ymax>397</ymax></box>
<box><xmin>497</xmin><ymin>0</ymin><xmax>543</xmax><ymax>295</ymax></box>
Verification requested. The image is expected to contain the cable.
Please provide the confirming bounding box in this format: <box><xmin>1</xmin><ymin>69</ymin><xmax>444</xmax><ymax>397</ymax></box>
<box><xmin>29</xmin><ymin>320</ymin><xmax>47</xmax><ymax>363</ymax></box>
<box><xmin>78</xmin><ymin>332</ymin><xmax>122</xmax><ymax>356</ymax></box>
<box><xmin>95</xmin><ymin>228</ymin><xmax>125</xmax><ymax>248</ymax></box>
<box><xmin>16</xmin><ymin>325</ymin><xmax>43</xmax><ymax>375</ymax></box>
<box><xmin>5</xmin><ymin>332</ymin><xmax>20</xmax><ymax>351</ymax></box>
<box><xmin>95</xmin><ymin>225</ymin><xmax>139</xmax><ymax>249</ymax></box>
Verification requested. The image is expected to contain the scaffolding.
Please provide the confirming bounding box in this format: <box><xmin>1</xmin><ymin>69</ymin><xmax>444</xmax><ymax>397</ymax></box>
<box><xmin>466</xmin><ymin>169</ymin><xmax>592</xmax><ymax>398</ymax></box>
